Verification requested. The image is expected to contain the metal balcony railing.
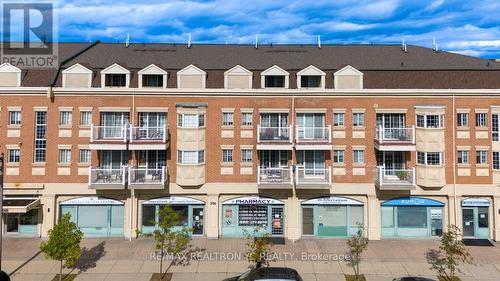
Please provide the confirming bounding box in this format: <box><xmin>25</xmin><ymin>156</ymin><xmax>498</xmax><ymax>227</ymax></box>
<box><xmin>90</xmin><ymin>124</ymin><xmax>127</xmax><ymax>142</ymax></box>
<box><xmin>129</xmin><ymin>125</ymin><xmax>168</xmax><ymax>143</ymax></box>
<box><xmin>375</xmin><ymin>166</ymin><xmax>416</xmax><ymax>187</ymax></box>
<box><xmin>257</xmin><ymin>166</ymin><xmax>293</xmax><ymax>185</ymax></box>
<box><xmin>88</xmin><ymin>167</ymin><xmax>126</xmax><ymax>186</ymax></box>
<box><xmin>295</xmin><ymin>126</ymin><xmax>331</xmax><ymax>143</ymax></box>
<box><xmin>128</xmin><ymin>166</ymin><xmax>167</xmax><ymax>185</ymax></box>
<box><xmin>375</xmin><ymin>126</ymin><xmax>415</xmax><ymax>144</ymax></box>
<box><xmin>257</xmin><ymin>126</ymin><xmax>293</xmax><ymax>143</ymax></box>
<box><xmin>295</xmin><ymin>167</ymin><xmax>331</xmax><ymax>185</ymax></box>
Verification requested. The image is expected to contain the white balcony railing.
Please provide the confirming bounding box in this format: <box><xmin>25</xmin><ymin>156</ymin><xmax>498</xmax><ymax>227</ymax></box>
<box><xmin>128</xmin><ymin>166</ymin><xmax>167</xmax><ymax>185</ymax></box>
<box><xmin>376</xmin><ymin>166</ymin><xmax>416</xmax><ymax>187</ymax></box>
<box><xmin>257</xmin><ymin>166</ymin><xmax>293</xmax><ymax>185</ymax></box>
<box><xmin>90</xmin><ymin>124</ymin><xmax>127</xmax><ymax>142</ymax></box>
<box><xmin>257</xmin><ymin>126</ymin><xmax>293</xmax><ymax>143</ymax></box>
<box><xmin>129</xmin><ymin>125</ymin><xmax>168</xmax><ymax>143</ymax></box>
<box><xmin>88</xmin><ymin>167</ymin><xmax>126</xmax><ymax>186</ymax></box>
<box><xmin>375</xmin><ymin>126</ymin><xmax>415</xmax><ymax>144</ymax></box>
<box><xmin>295</xmin><ymin>126</ymin><xmax>331</xmax><ymax>143</ymax></box>
<box><xmin>296</xmin><ymin>167</ymin><xmax>331</xmax><ymax>185</ymax></box>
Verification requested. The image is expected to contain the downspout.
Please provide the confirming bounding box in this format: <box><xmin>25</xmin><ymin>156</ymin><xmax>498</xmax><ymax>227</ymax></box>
<box><xmin>452</xmin><ymin>94</ymin><xmax>458</xmax><ymax>226</ymax></box>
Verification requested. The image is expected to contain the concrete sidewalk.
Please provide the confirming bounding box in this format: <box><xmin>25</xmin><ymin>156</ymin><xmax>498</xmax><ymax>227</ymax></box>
<box><xmin>3</xmin><ymin>237</ymin><xmax>500</xmax><ymax>281</ymax></box>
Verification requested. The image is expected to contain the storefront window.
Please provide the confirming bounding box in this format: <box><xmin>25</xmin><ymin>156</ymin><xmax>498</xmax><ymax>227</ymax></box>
<box><xmin>238</xmin><ymin>205</ymin><xmax>268</xmax><ymax>227</ymax></box>
<box><xmin>381</xmin><ymin>206</ymin><xmax>394</xmax><ymax>228</ymax></box>
<box><xmin>478</xmin><ymin>207</ymin><xmax>489</xmax><ymax>228</ymax></box>
<box><xmin>397</xmin><ymin>207</ymin><xmax>427</xmax><ymax>228</ymax></box>
<box><xmin>143</xmin><ymin>205</ymin><xmax>156</xmax><ymax>226</ymax></box>
<box><xmin>159</xmin><ymin>206</ymin><xmax>189</xmax><ymax>227</ymax></box>
<box><xmin>78</xmin><ymin>206</ymin><xmax>108</xmax><ymax>228</ymax></box>
<box><xmin>349</xmin><ymin>206</ymin><xmax>363</xmax><ymax>228</ymax></box>
<box><xmin>20</xmin><ymin>209</ymin><xmax>38</xmax><ymax>225</ymax></box>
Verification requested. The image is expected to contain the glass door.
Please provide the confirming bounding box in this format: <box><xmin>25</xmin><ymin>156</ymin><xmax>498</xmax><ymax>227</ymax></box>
<box><xmin>192</xmin><ymin>207</ymin><xmax>204</xmax><ymax>235</ymax></box>
<box><xmin>297</xmin><ymin>151</ymin><xmax>325</xmax><ymax>176</ymax></box>
<box><xmin>6</xmin><ymin>214</ymin><xmax>19</xmax><ymax>233</ymax></box>
<box><xmin>100</xmin><ymin>151</ymin><xmax>127</xmax><ymax>169</ymax></box>
<box><xmin>296</xmin><ymin>113</ymin><xmax>325</xmax><ymax>139</ymax></box>
<box><xmin>376</xmin><ymin>113</ymin><xmax>406</xmax><ymax>140</ymax></box>
<box><xmin>302</xmin><ymin>207</ymin><xmax>314</xmax><ymax>235</ymax></box>
<box><xmin>462</xmin><ymin>208</ymin><xmax>475</xmax><ymax>237</ymax></box>
<box><xmin>271</xmin><ymin>206</ymin><xmax>284</xmax><ymax>236</ymax></box>
<box><xmin>100</xmin><ymin>112</ymin><xmax>130</xmax><ymax>138</ymax></box>
<box><xmin>139</xmin><ymin>112</ymin><xmax>166</xmax><ymax>139</ymax></box>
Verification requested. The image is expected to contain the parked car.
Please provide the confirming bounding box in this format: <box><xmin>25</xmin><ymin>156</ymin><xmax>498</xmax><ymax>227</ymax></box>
<box><xmin>224</xmin><ymin>267</ymin><xmax>303</xmax><ymax>281</ymax></box>
<box><xmin>393</xmin><ymin>277</ymin><xmax>436</xmax><ymax>281</ymax></box>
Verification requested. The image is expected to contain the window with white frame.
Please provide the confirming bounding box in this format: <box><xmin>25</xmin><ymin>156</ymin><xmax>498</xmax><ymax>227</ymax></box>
<box><xmin>493</xmin><ymin>152</ymin><xmax>499</xmax><ymax>170</ymax></box>
<box><xmin>80</xmin><ymin>111</ymin><xmax>92</xmax><ymax>126</ymax></box>
<box><xmin>177</xmin><ymin>113</ymin><xmax>205</xmax><ymax>128</ymax></box>
<box><xmin>493</xmin><ymin>114</ymin><xmax>499</xmax><ymax>141</ymax></box>
<box><xmin>417</xmin><ymin>152</ymin><xmax>443</xmax><ymax>165</ymax></box>
<box><xmin>352</xmin><ymin>113</ymin><xmax>364</xmax><ymax>127</ymax></box>
<box><xmin>8</xmin><ymin>111</ymin><xmax>21</xmax><ymax>125</ymax></box>
<box><xmin>34</xmin><ymin>111</ymin><xmax>47</xmax><ymax>163</ymax></box>
<box><xmin>457</xmin><ymin>113</ymin><xmax>468</xmax><ymax>127</ymax></box>
<box><xmin>60</xmin><ymin>111</ymin><xmax>72</xmax><ymax>126</ymax></box>
<box><xmin>457</xmin><ymin>150</ymin><xmax>469</xmax><ymax>164</ymax></box>
<box><xmin>8</xmin><ymin>149</ymin><xmax>20</xmax><ymax>163</ymax></box>
<box><xmin>241</xmin><ymin>112</ymin><xmax>253</xmax><ymax>126</ymax></box>
<box><xmin>222</xmin><ymin>112</ymin><xmax>234</xmax><ymax>126</ymax></box>
<box><xmin>79</xmin><ymin>149</ymin><xmax>91</xmax><ymax>163</ymax></box>
<box><xmin>417</xmin><ymin>152</ymin><xmax>425</xmax><ymax>164</ymax></box>
<box><xmin>476</xmin><ymin>150</ymin><xmax>488</xmax><ymax>164</ymax></box>
<box><xmin>241</xmin><ymin>149</ymin><xmax>252</xmax><ymax>162</ymax></box>
<box><xmin>222</xmin><ymin>149</ymin><xmax>233</xmax><ymax>163</ymax></box>
<box><xmin>333</xmin><ymin>113</ymin><xmax>344</xmax><ymax>127</ymax></box>
<box><xmin>476</xmin><ymin>113</ymin><xmax>487</xmax><ymax>127</ymax></box>
<box><xmin>416</xmin><ymin>114</ymin><xmax>444</xmax><ymax>128</ymax></box>
<box><xmin>58</xmin><ymin>149</ymin><xmax>71</xmax><ymax>163</ymax></box>
<box><xmin>177</xmin><ymin>150</ymin><xmax>205</xmax><ymax>164</ymax></box>
<box><xmin>353</xmin><ymin>150</ymin><xmax>364</xmax><ymax>164</ymax></box>
<box><xmin>333</xmin><ymin>150</ymin><xmax>344</xmax><ymax>163</ymax></box>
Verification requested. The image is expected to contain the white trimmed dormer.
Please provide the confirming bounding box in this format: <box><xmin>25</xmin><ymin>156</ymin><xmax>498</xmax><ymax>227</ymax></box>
<box><xmin>261</xmin><ymin>65</ymin><xmax>289</xmax><ymax>89</ymax></box>
<box><xmin>224</xmin><ymin>65</ymin><xmax>252</xmax><ymax>89</ymax></box>
<box><xmin>101</xmin><ymin>63</ymin><xmax>130</xmax><ymax>88</ymax></box>
<box><xmin>138</xmin><ymin>64</ymin><xmax>168</xmax><ymax>88</ymax></box>
<box><xmin>0</xmin><ymin>63</ymin><xmax>21</xmax><ymax>87</ymax></box>
<box><xmin>177</xmin><ymin>64</ymin><xmax>206</xmax><ymax>89</ymax></box>
<box><xmin>62</xmin><ymin>63</ymin><xmax>92</xmax><ymax>88</ymax></box>
<box><xmin>297</xmin><ymin>65</ymin><xmax>326</xmax><ymax>89</ymax></box>
<box><xmin>334</xmin><ymin>65</ymin><xmax>363</xmax><ymax>89</ymax></box>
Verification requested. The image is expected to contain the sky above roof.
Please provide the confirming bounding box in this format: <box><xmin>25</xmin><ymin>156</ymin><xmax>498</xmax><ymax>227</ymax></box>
<box><xmin>56</xmin><ymin>0</ymin><xmax>500</xmax><ymax>59</ymax></box>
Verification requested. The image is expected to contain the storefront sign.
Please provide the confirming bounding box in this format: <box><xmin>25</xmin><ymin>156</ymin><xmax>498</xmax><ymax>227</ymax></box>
<box><xmin>60</xmin><ymin>197</ymin><xmax>124</xmax><ymax>206</ymax></box>
<box><xmin>142</xmin><ymin>196</ymin><xmax>204</xmax><ymax>205</ymax></box>
<box><xmin>222</xmin><ymin>196</ymin><xmax>284</xmax><ymax>205</ymax></box>
<box><xmin>302</xmin><ymin>197</ymin><xmax>363</xmax><ymax>206</ymax></box>
<box><xmin>430</xmin><ymin>209</ymin><xmax>443</xmax><ymax>219</ymax></box>
<box><xmin>238</xmin><ymin>206</ymin><xmax>268</xmax><ymax>226</ymax></box>
<box><xmin>381</xmin><ymin>197</ymin><xmax>444</xmax><ymax>207</ymax></box>
<box><xmin>461</xmin><ymin>198</ymin><xmax>491</xmax><ymax>207</ymax></box>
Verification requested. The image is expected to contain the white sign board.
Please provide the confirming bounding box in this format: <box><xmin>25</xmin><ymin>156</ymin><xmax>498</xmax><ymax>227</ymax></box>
<box><xmin>302</xmin><ymin>197</ymin><xmax>363</xmax><ymax>206</ymax></box>
<box><xmin>60</xmin><ymin>197</ymin><xmax>124</xmax><ymax>205</ymax></box>
<box><xmin>430</xmin><ymin>209</ymin><xmax>443</xmax><ymax>219</ymax></box>
<box><xmin>461</xmin><ymin>198</ymin><xmax>491</xmax><ymax>207</ymax></box>
<box><xmin>222</xmin><ymin>196</ymin><xmax>284</xmax><ymax>205</ymax></box>
<box><xmin>142</xmin><ymin>196</ymin><xmax>204</xmax><ymax>205</ymax></box>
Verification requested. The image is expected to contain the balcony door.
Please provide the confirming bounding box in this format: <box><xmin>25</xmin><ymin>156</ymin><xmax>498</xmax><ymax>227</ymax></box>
<box><xmin>138</xmin><ymin>112</ymin><xmax>166</xmax><ymax>139</ymax></box>
<box><xmin>137</xmin><ymin>150</ymin><xmax>166</xmax><ymax>174</ymax></box>
<box><xmin>297</xmin><ymin>151</ymin><xmax>326</xmax><ymax>176</ymax></box>
<box><xmin>376</xmin><ymin>151</ymin><xmax>405</xmax><ymax>176</ymax></box>
<box><xmin>376</xmin><ymin>113</ymin><xmax>405</xmax><ymax>128</ymax></box>
<box><xmin>260</xmin><ymin>113</ymin><xmax>288</xmax><ymax>128</ymax></box>
<box><xmin>259</xmin><ymin>151</ymin><xmax>288</xmax><ymax>168</ymax></box>
<box><xmin>100</xmin><ymin>112</ymin><xmax>130</xmax><ymax>138</ymax></box>
<box><xmin>296</xmin><ymin>113</ymin><xmax>325</xmax><ymax>139</ymax></box>
<box><xmin>99</xmin><ymin>151</ymin><xmax>127</xmax><ymax>169</ymax></box>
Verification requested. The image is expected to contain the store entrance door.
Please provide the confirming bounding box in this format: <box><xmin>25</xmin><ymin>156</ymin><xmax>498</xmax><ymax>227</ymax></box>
<box><xmin>192</xmin><ymin>207</ymin><xmax>204</xmax><ymax>235</ymax></box>
<box><xmin>462</xmin><ymin>208</ymin><xmax>475</xmax><ymax>237</ymax></box>
<box><xmin>6</xmin><ymin>214</ymin><xmax>19</xmax><ymax>233</ymax></box>
<box><xmin>271</xmin><ymin>207</ymin><xmax>284</xmax><ymax>236</ymax></box>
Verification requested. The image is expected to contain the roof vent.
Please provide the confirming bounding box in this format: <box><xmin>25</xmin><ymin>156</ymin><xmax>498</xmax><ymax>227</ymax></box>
<box><xmin>318</xmin><ymin>35</ymin><xmax>321</xmax><ymax>49</ymax></box>
<box><xmin>187</xmin><ymin>33</ymin><xmax>192</xmax><ymax>48</ymax></box>
<box><xmin>401</xmin><ymin>36</ymin><xmax>407</xmax><ymax>53</ymax></box>
<box><xmin>255</xmin><ymin>36</ymin><xmax>258</xmax><ymax>49</ymax></box>
<box><xmin>432</xmin><ymin>37</ymin><xmax>439</xmax><ymax>52</ymax></box>
<box><xmin>125</xmin><ymin>33</ymin><xmax>130</xmax><ymax>48</ymax></box>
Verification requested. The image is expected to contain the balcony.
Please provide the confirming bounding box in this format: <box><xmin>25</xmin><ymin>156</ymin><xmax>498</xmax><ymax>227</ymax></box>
<box><xmin>374</xmin><ymin>126</ymin><xmax>415</xmax><ymax>151</ymax></box>
<box><xmin>128</xmin><ymin>167</ymin><xmax>167</xmax><ymax>189</ymax></box>
<box><xmin>257</xmin><ymin>126</ymin><xmax>293</xmax><ymax>150</ymax></box>
<box><xmin>375</xmin><ymin>167</ymin><xmax>416</xmax><ymax>190</ymax></box>
<box><xmin>89</xmin><ymin>124</ymin><xmax>127</xmax><ymax>150</ymax></box>
<box><xmin>295</xmin><ymin>126</ymin><xmax>332</xmax><ymax>150</ymax></box>
<box><xmin>257</xmin><ymin>167</ymin><xmax>293</xmax><ymax>189</ymax></box>
<box><xmin>129</xmin><ymin>125</ymin><xmax>169</xmax><ymax>150</ymax></box>
<box><xmin>295</xmin><ymin>167</ymin><xmax>331</xmax><ymax>189</ymax></box>
<box><xmin>88</xmin><ymin>167</ymin><xmax>126</xmax><ymax>189</ymax></box>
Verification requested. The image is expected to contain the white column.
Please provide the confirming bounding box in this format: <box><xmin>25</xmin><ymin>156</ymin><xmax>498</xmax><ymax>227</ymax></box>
<box><xmin>206</xmin><ymin>194</ymin><xmax>220</xmax><ymax>239</ymax></box>
<box><xmin>367</xmin><ymin>195</ymin><xmax>381</xmax><ymax>240</ymax></box>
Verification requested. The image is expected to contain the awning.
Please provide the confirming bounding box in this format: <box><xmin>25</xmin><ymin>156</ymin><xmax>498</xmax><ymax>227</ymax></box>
<box><xmin>3</xmin><ymin>197</ymin><xmax>40</xmax><ymax>213</ymax></box>
<box><xmin>382</xmin><ymin>197</ymin><xmax>444</xmax><ymax>207</ymax></box>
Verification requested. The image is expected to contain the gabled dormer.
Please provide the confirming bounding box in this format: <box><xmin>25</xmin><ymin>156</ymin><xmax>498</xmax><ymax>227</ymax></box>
<box><xmin>138</xmin><ymin>64</ymin><xmax>168</xmax><ymax>88</ymax></box>
<box><xmin>261</xmin><ymin>65</ymin><xmax>289</xmax><ymax>89</ymax></box>
<box><xmin>62</xmin><ymin>63</ymin><xmax>92</xmax><ymax>88</ymax></box>
<box><xmin>101</xmin><ymin>63</ymin><xmax>130</xmax><ymax>88</ymax></box>
<box><xmin>177</xmin><ymin>64</ymin><xmax>206</xmax><ymax>89</ymax></box>
<box><xmin>224</xmin><ymin>65</ymin><xmax>252</xmax><ymax>89</ymax></box>
<box><xmin>0</xmin><ymin>63</ymin><xmax>21</xmax><ymax>87</ymax></box>
<box><xmin>297</xmin><ymin>65</ymin><xmax>326</xmax><ymax>89</ymax></box>
<box><xmin>334</xmin><ymin>65</ymin><xmax>363</xmax><ymax>89</ymax></box>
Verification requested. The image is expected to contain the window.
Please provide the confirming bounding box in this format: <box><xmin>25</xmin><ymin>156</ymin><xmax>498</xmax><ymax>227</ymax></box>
<box><xmin>417</xmin><ymin>152</ymin><xmax>425</xmax><ymax>165</ymax></box>
<box><xmin>353</xmin><ymin>150</ymin><xmax>364</xmax><ymax>164</ymax></box>
<box><xmin>352</xmin><ymin>113</ymin><xmax>364</xmax><ymax>127</ymax></box>
<box><xmin>177</xmin><ymin>114</ymin><xmax>205</xmax><ymax>128</ymax></box>
<box><xmin>416</xmin><ymin>114</ymin><xmax>444</xmax><ymax>128</ymax></box>
<box><xmin>418</xmin><ymin>152</ymin><xmax>443</xmax><ymax>165</ymax></box>
<box><xmin>105</xmin><ymin>74</ymin><xmax>126</xmax><ymax>87</ymax></box>
<box><xmin>222</xmin><ymin>149</ymin><xmax>233</xmax><ymax>163</ymax></box>
<box><xmin>79</xmin><ymin>149</ymin><xmax>91</xmax><ymax>163</ymax></box>
<box><xmin>177</xmin><ymin>150</ymin><xmax>204</xmax><ymax>164</ymax></box>
<box><xmin>142</xmin><ymin>74</ymin><xmax>163</xmax><ymax>87</ymax></box>
<box><xmin>333</xmin><ymin>150</ymin><xmax>344</xmax><ymax>163</ymax></box>
<box><xmin>492</xmin><ymin>114</ymin><xmax>499</xmax><ymax>141</ymax></box>
<box><xmin>8</xmin><ymin>111</ymin><xmax>21</xmax><ymax>125</ymax></box>
<box><xmin>416</xmin><ymin>115</ymin><xmax>425</xmax><ymax>127</ymax></box>
<box><xmin>264</xmin><ymin>76</ymin><xmax>285</xmax><ymax>88</ymax></box>
<box><xmin>300</xmin><ymin>76</ymin><xmax>321</xmax><ymax>88</ymax></box>
<box><xmin>241</xmin><ymin>112</ymin><xmax>253</xmax><ymax>126</ymax></box>
<box><xmin>476</xmin><ymin>150</ymin><xmax>487</xmax><ymax>164</ymax></box>
<box><xmin>60</xmin><ymin>111</ymin><xmax>72</xmax><ymax>126</ymax></box>
<box><xmin>58</xmin><ymin>149</ymin><xmax>71</xmax><ymax>163</ymax></box>
<box><xmin>457</xmin><ymin>150</ymin><xmax>469</xmax><ymax>164</ymax></box>
<box><xmin>8</xmin><ymin>149</ymin><xmax>20</xmax><ymax>163</ymax></box>
<box><xmin>241</xmin><ymin>149</ymin><xmax>252</xmax><ymax>162</ymax></box>
<box><xmin>333</xmin><ymin>113</ymin><xmax>344</xmax><ymax>127</ymax></box>
<box><xmin>80</xmin><ymin>111</ymin><xmax>92</xmax><ymax>126</ymax></box>
<box><xmin>493</xmin><ymin>152</ymin><xmax>499</xmax><ymax>170</ymax></box>
<box><xmin>476</xmin><ymin>113</ymin><xmax>487</xmax><ymax>127</ymax></box>
<box><xmin>34</xmin><ymin>111</ymin><xmax>47</xmax><ymax>163</ymax></box>
<box><xmin>457</xmin><ymin>113</ymin><xmax>468</xmax><ymax>127</ymax></box>
<box><xmin>222</xmin><ymin>112</ymin><xmax>234</xmax><ymax>126</ymax></box>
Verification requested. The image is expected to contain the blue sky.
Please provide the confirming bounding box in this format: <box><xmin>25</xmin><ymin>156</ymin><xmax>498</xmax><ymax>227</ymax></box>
<box><xmin>55</xmin><ymin>0</ymin><xmax>500</xmax><ymax>58</ymax></box>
